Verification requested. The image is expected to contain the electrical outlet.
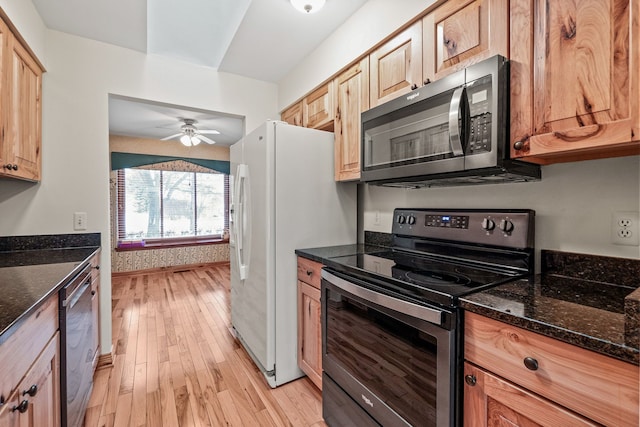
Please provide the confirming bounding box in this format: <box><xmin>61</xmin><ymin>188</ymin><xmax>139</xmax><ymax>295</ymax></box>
<box><xmin>611</xmin><ymin>211</ymin><xmax>639</xmax><ymax>246</ymax></box>
<box><xmin>74</xmin><ymin>212</ymin><xmax>87</xmax><ymax>231</ymax></box>
<box><xmin>374</xmin><ymin>210</ymin><xmax>381</xmax><ymax>226</ymax></box>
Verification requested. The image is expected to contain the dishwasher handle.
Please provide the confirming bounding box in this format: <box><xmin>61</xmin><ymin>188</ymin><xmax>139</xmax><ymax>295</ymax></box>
<box><xmin>61</xmin><ymin>265</ymin><xmax>92</xmax><ymax>309</ymax></box>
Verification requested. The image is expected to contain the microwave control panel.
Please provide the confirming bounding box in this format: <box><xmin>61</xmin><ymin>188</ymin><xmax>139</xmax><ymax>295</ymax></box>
<box><xmin>467</xmin><ymin>75</ymin><xmax>493</xmax><ymax>154</ymax></box>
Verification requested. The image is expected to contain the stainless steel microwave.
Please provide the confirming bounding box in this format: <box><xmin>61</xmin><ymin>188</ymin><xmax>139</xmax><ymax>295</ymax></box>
<box><xmin>361</xmin><ymin>55</ymin><xmax>540</xmax><ymax>187</ymax></box>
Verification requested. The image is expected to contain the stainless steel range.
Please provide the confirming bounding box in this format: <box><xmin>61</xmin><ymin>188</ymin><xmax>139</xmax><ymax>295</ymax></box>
<box><xmin>321</xmin><ymin>209</ymin><xmax>535</xmax><ymax>427</ymax></box>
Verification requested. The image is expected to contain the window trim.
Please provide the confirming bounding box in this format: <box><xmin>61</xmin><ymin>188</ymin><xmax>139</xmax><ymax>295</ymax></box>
<box><xmin>116</xmin><ymin>168</ymin><xmax>229</xmax><ymax>250</ymax></box>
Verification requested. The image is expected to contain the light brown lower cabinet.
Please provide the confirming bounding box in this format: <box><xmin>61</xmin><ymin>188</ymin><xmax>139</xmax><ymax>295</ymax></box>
<box><xmin>0</xmin><ymin>292</ymin><xmax>59</xmax><ymax>427</ymax></box>
<box><xmin>464</xmin><ymin>312</ymin><xmax>639</xmax><ymax>426</ymax></box>
<box><xmin>297</xmin><ymin>257</ymin><xmax>323</xmax><ymax>390</ymax></box>
<box><xmin>90</xmin><ymin>251</ymin><xmax>101</xmax><ymax>371</ymax></box>
<box><xmin>0</xmin><ymin>332</ymin><xmax>60</xmax><ymax>427</ymax></box>
<box><xmin>463</xmin><ymin>362</ymin><xmax>598</xmax><ymax>426</ymax></box>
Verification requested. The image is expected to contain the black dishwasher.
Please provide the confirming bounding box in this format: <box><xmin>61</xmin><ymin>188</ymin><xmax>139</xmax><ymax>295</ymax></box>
<box><xmin>59</xmin><ymin>262</ymin><xmax>95</xmax><ymax>427</ymax></box>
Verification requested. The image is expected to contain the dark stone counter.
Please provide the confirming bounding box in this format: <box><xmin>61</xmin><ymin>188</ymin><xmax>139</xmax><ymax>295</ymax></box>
<box><xmin>0</xmin><ymin>233</ymin><xmax>101</xmax><ymax>345</ymax></box>
<box><xmin>295</xmin><ymin>243</ymin><xmax>387</xmax><ymax>264</ymax></box>
<box><xmin>461</xmin><ymin>250</ymin><xmax>640</xmax><ymax>365</ymax></box>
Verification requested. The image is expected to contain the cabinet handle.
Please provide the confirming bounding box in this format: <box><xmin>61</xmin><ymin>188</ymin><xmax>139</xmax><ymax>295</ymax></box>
<box><xmin>91</xmin><ymin>290</ymin><xmax>96</xmax><ymax>296</ymax></box>
<box><xmin>424</xmin><ymin>78</ymin><xmax>431</xmax><ymax>85</ymax></box>
<box><xmin>410</xmin><ymin>83</ymin><xmax>418</xmax><ymax>90</ymax></box>
<box><xmin>306</xmin><ymin>270</ymin><xmax>313</xmax><ymax>276</ymax></box>
<box><xmin>513</xmin><ymin>140</ymin><xmax>525</xmax><ymax>150</ymax></box>
<box><xmin>12</xmin><ymin>400</ymin><xmax>29</xmax><ymax>413</ymax></box>
<box><xmin>23</xmin><ymin>385</ymin><xmax>38</xmax><ymax>397</ymax></box>
<box><xmin>12</xmin><ymin>164</ymin><xmax>18</xmax><ymax>171</ymax></box>
<box><xmin>95</xmin><ymin>265</ymin><xmax>100</xmax><ymax>270</ymax></box>
<box><xmin>523</xmin><ymin>357</ymin><xmax>539</xmax><ymax>371</ymax></box>
<box><xmin>464</xmin><ymin>374</ymin><xmax>476</xmax><ymax>386</ymax></box>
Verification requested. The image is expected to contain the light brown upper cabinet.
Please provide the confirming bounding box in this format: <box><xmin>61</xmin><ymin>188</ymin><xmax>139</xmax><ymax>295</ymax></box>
<box><xmin>334</xmin><ymin>58</ymin><xmax>369</xmax><ymax>181</ymax></box>
<box><xmin>0</xmin><ymin>15</ymin><xmax>44</xmax><ymax>182</ymax></box>
<box><xmin>281</xmin><ymin>102</ymin><xmax>304</xmax><ymax>127</ymax></box>
<box><xmin>510</xmin><ymin>0</ymin><xmax>640</xmax><ymax>164</ymax></box>
<box><xmin>303</xmin><ymin>81</ymin><xmax>334</xmax><ymax>131</ymax></box>
<box><xmin>369</xmin><ymin>21</ymin><xmax>422</xmax><ymax>108</ymax></box>
<box><xmin>423</xmin><ymin>0</ymin><xmax>509</xmax><ymax>82</ymax></box>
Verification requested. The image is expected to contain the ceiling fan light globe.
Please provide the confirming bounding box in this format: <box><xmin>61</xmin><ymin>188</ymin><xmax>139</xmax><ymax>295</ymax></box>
<box><xmin>191</xmin><ymin>136</ymin><xmax>201</xmax><ymax>146</ymax></box>
<box><xmin>180</xmin><ymin>134</ymin><xmax>192</xmax><ymax>146</ymax></box>
<box><xmin>290</xmin><ymin>0</ymin><xmax>325</xmax><ymax>14</ymax></box>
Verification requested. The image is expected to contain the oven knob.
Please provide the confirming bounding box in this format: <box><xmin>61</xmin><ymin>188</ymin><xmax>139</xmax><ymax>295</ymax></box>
<box><xmin>397</xmin><ymin>214</ymin><xmax>406</xmax><ymax>224</ymax></box>
<box><xmin>481</xmin><ymin>218</ymin><xmax>495</xmax><ymax>231</ymax></box>
<box><xmin>499</xmin><ymin>219</ymin><xmax>515</xmax><ymax>233</ymax></box>
<box><xmin>407</xmin><ymin>215</ymin><xmax>416</xmax><ymax>225</ymax></box>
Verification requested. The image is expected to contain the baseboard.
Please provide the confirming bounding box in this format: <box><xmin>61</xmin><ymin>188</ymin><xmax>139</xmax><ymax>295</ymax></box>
<box><xmin>96</xmin><ymin>346</ymin><xmax>114</xmax><ymax>370</ymax></box>
<box><xmin>111</xmin><ymin>261</ymin><xmax>230</xmax><ymax>277</ymax></box>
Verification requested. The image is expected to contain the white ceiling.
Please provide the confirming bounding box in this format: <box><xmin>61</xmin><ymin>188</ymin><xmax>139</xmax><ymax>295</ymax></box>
<box><xmin>32</xmin><ymin>0</ymin><xmax>367</xmax><ymax>144</ymax></box>
<box><xmin>32</xmin><ymin>0</ymin><xmax>367</xmax><ymax>82</ymax></box>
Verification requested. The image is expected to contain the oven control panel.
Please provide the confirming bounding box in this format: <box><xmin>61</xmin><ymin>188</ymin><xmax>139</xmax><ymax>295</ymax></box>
<box><xmin>425</xmin><ymin>214</ymin><xmax>469</xmax><ymax>229</ymax></box>
<box><xmin>393</xmin><ymin>209</ymin><xmax>535</xmax><ymax>249</ymax></box>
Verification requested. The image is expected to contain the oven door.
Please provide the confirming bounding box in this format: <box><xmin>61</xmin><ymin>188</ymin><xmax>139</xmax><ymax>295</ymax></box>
<box><xmin>321</xmin><ymin>268</ymin><xmax>458</xmax><ymax>427</ymax></box>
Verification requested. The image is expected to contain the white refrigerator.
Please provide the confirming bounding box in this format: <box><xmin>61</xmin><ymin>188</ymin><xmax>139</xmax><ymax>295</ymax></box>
<box><xmin>229</xmin><ymin>120</ymin><xmax>357</xmax><ymax>387</ymax></box>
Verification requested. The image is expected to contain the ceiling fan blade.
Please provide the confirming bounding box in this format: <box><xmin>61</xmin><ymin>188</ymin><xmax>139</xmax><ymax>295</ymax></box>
<box><xmin>161</xmin><ymin>133</ymin><xmax>183</xmax><ymax>141</ymax></box>
<box><xmin>198</xmin><ymin>134</ymin><xmax>217</xmax><ymax>144</ymax></box>
<box><xmin>198</xmin><ymin>129</ymin><xmax>221</xmax><ymax>135</ymax></box>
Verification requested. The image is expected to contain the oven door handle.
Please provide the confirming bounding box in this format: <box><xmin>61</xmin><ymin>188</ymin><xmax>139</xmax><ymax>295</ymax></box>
<box><xmin>321</xmin><ymin>269</ymin><xmax>443</xmax><ymax>326</ymax></box>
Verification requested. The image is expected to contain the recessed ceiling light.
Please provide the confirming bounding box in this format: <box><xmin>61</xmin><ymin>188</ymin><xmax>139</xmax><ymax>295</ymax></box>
<box><xmin>290</xmin><ymin>0</ymin><xmax>326</xmax><ymax>14</ymax></box>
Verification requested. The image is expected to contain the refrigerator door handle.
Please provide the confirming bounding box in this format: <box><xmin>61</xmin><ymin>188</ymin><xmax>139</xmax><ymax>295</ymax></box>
<box><xmin>234</xmin><ymin>164</ymin><xmax>248</xmax><ymax>280</ymax></box>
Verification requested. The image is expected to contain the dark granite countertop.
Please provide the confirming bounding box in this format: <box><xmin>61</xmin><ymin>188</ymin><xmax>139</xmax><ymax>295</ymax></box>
<box><xmin>461</xmin><ymin>251</ymin><xmax>640</xmax><ymax>365</ymax></box>
<box><xmin>0</xmin><ymin>233</ymin><xmax>101</xmax><ymax>346</ymax></box>
<box><xmin>295</xmin><ymin>243</ymin><xmax>388</xmax><ymax>264</ymax></box>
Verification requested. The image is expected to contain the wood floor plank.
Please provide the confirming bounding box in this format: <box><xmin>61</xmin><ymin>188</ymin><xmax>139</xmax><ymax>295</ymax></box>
<box><xmin>132</xmin><ymin>363</ymin><xmax>147</xmax><ymax>426</ymax></box>
<box><xmin>158</xmin><ymin>361</ymin><xmax>179</xmax><ymax>427</ymax></box>
<box><xmin>86</xmin><ymin>264</ymin><xmax>326</xmax><ymax>427</ymax></box>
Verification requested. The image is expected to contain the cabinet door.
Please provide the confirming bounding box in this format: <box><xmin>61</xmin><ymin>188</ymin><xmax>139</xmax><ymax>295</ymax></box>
<box><xmin>423</xmin><ymin>0</ymin><xmax>508</xmax><ymax>82</ymax></box>
<box><xmin>303</xmin><ymin>81</ymin><xmax>334</xmax><ymax>130</ymax></box>
<box><xmin>369</xmin><ymin>21</ymin><xmax>422</xmax><ymax>108</ymax></box>
<box><xmin>334</xmin><ymin>58</ymin><xmax>369</xmax><ymax>181</ymax></box>
<box><xmin>463</xmin><ymin>363</ymin><xmax>598</xmax><ymax>427</ymax></box>
<box><xmin>297</xmin><ymin>280</ymin><xmax>322</xmax><ymax>390</ymax></box>
<box><xmin>0</xmin><ymin>334</ymin><xmax>60</xmax><ymax>427</ymax></box>
<box><xmin>281</xmin><ymin>102</ymin><xmax>303</xmax><ymax>127</ymax></box>
<box><xmin>91</xmin><ymin>272</ymin><xmax>100</xmax><ymax>371</ymax></box>
<box><xmin>3</xmin><ymin>35</ymin><xmax>42</xmax><ymax>181</ymax></box>
<box><xmin>510</xmin><ymin>0</ymin><xmax>640</xmax><ymax>163</ymax></box>
<box><xmin>0</xmin><ymin>19</ymin><xmax>7</xmax><ymax>176</ymax></box>
<box><xmin>0</xmin><ymin>388</ymin><xmax>20</xmax><ymax>427</ymax></box>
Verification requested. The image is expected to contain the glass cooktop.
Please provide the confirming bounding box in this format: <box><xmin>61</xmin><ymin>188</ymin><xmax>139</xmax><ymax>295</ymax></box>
<box><xmin>327</xmin><ymin>250</ymin><xmax>526</xmax><ymax>307</ymax></box>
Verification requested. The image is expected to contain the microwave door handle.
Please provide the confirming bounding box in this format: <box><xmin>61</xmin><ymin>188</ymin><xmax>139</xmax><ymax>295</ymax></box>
<box><xmin>448</xmin><ymin>86</ymin><xmax>468</xmax><ymax>156</ymax></box>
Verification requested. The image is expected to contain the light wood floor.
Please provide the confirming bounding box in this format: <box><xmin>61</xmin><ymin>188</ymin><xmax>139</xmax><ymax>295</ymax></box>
<box><xmin>84</xmin><ymin>264</ymin><xmax>326</xmax><ymax>427</ymax></box>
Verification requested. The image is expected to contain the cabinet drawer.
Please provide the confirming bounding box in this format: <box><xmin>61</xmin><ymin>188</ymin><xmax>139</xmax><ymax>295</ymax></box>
<box><xmin>465</xmin><ymin>312</ymin><xmax>639</xmax><ymax>426</ymax></box>
<box><xmin>0</xmin><ymin>294</ymin><xmax>58</xmax><ymax>401</ymax></box>
<box><xmin>297</xmin><ymin>257</ymin><xmax>323</xmax><ymax>289</ymax></box>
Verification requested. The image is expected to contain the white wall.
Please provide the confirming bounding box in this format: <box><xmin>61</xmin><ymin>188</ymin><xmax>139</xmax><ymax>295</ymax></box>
<box><xmin>0</xmin><ymin>10</ymin><xmax>278</xmax><ymax>355</ymax></box>
<box><xmin>363</xmin><ymin>156</ymin><xmax>640</xmax><ymax>262</ymax></box>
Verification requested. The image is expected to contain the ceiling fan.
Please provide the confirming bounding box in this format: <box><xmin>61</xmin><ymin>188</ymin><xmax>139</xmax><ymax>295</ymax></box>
<box><xmin>161</xmin><ymin>118</ymin><xmax>220</xmax><ymax>146</ymax></box>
